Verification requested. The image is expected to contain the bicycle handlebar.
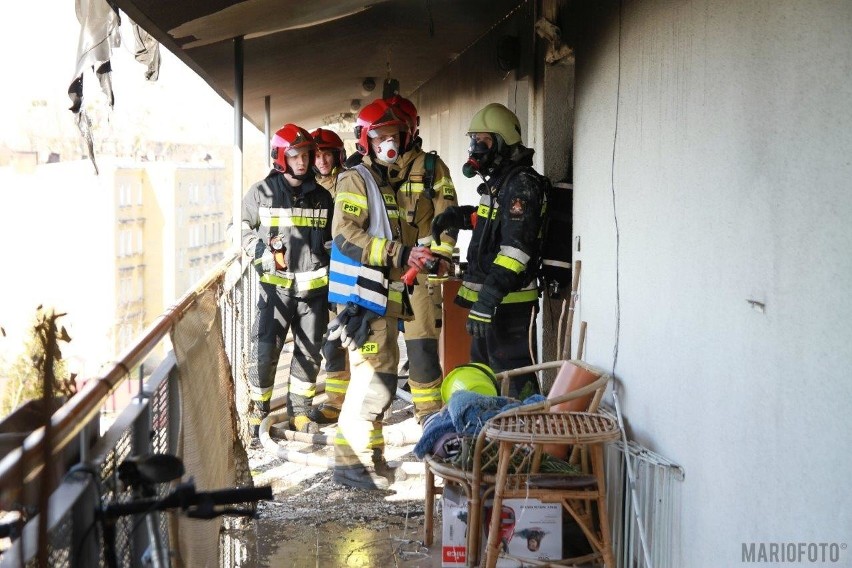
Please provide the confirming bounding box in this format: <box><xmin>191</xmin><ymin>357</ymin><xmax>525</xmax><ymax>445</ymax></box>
<box><xmin>102</xmin><ymin>482</ymin><xmax>272</xmax><ymax>519</ymax></box>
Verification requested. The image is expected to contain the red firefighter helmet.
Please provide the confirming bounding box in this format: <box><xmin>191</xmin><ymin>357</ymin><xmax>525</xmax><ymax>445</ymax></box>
<box><xmin>354</xmin><ymin>98</ymin><xmax>407</xmax><ymax>156</ymax></box>
<box><xmin>387</xmin><ymin>95</ymin><xmax>419</xmax><ymax>151</ymax></box>
<box><xmin>310</xmin><ymin>128</ymin><xmax>346</xmax><ymax>166</ymax></box>
<box><xmin>271</xmin><ymin>124</ymin><xmax>316</xmax><ymax>174</ymax></box>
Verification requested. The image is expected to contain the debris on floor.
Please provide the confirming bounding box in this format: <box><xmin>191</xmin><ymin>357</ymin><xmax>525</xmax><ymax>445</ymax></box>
<box><xmin>234</xmin><ymin>396</ymin><xmax>445</xmax><ymax>567</ymax></box>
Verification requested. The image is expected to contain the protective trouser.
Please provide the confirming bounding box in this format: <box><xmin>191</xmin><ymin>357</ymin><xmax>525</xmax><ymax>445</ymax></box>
<box><xmin>403</xmin><ymin>279</ymin><xmax>444</xmax><ymax>420</ymax></box>
<box><xmin>320</xmin><ymin>306</ymin><xmax>351</xmax><ymax>410</ymax></box>
<box><xmin>469</xmin><ymin>302</ymin><xmax>540</xmax><ymax>399</ymax></box>
<box><xmin>247</xmin><ymin>283</ymin><xmax>328</xmax><ymax>421</ymax></box>
<box><xmin>334</xmin><ymin>314</ymin><xmax>399</xmax><ymax>470</ymax></box>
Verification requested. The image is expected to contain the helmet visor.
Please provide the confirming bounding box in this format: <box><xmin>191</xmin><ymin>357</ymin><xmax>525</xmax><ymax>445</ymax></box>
<box><xmin>368</xmin><ymin>124</ymin><xmax>403</xmax><ymax>139</ymax></box>
<box><xmin>285</xmin><ymin>145</ymin><xmax>311</xmax><ymax>158</ymax></box>
<box><xmin>467</xmin><ymin>135</ymin><xmax>495</xmax><ymax>165</ymax></box>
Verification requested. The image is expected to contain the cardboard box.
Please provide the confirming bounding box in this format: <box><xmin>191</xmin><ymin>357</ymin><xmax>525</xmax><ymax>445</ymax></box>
<box><xmin>441</xmin><ymin>485</ymin><xmax>470</xmax><ymax>567</ymax></box>
<box><xmin>484</xmin><ymin>498</ymin><xmax>562</xmax><ymax>567</ymax></box>
<box><xmin>442</xmin><ymin>485</ymin><xmax>563</xmax><ymax>567</ymax></box>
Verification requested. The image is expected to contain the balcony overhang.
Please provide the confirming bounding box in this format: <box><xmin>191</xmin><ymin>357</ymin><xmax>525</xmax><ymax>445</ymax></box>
<box><xmin>111</xmin><ymin>0</ymin><xmax>526</xmax><ymax>131</ymax></box>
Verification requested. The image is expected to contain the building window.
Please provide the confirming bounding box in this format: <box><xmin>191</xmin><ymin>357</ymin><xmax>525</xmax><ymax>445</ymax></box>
<box><xmin>118</xmin><ymin>229</ymin><xmax>133</xmax><ymax>256</ymax></box>
<box><xmin>118</xmin><ymin>323</ymin><xmax>134</xmax><ymax>351</ymax></box>
<box><xmin>118</xmin><ymin>183</ymin><xmax>132</xmax><ymax>207</ymax></box>
<box><xmin>119</xmin><ymin>274</ymin><xmax>132</xmax><ymax>304</ymax></box>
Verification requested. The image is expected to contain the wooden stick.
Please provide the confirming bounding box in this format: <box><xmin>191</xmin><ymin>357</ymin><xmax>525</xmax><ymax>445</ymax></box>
<box><xmin>561</xmin><ymin>260</ymin><xmax>582</xmax><ymax>359</ymax></box>
<box><xmin>556</xmin><ymin>298</ymin><xmax>568</xmax><ymax>361</ymax></box>
<box><xmin>578</xmin><ymin>321</ymin><xmax>588</xmax><ymax>360</ymax></box>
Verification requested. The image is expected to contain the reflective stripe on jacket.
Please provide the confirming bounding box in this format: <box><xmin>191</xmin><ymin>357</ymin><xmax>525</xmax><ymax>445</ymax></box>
<box><xmin>456</xmin><ymin>160</ymin><xmax>545</xmax><ymax>310</ymax></box>
<box><xmin>329</xmin><ymin>158</ymin><xmax>410</xmax><ymax>319</ymax></box>
<box><xmin>241</xmin><ymin>171</ymin><xmax>333</xmax><ymax>298</ymax></box>
<box><xmin>390</xmin><ymin>149</ymin><xmax>458</xmax><ymax>258</ymax></box>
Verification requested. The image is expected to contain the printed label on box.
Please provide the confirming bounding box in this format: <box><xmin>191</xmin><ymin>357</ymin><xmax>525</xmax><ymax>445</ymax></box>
<box><xmin>484</xmin><ymin>498</ymin><xmax>562</xmax><ymax>565</ymax></box>
<box><xmin>441</xmin><ymin>486</ymin><xmax>470</xmax><ymax>567</ymax></box>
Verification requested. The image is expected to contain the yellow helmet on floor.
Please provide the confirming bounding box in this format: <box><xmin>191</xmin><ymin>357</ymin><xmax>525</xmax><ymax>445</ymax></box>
<box><xmin>441</xmin><ymin>363</ymin><xmax>498</xmax><ymax>403</ymax></box>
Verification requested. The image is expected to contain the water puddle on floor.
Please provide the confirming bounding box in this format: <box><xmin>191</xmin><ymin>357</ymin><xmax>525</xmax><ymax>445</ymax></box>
<box><xmin>225</xmin><ymin>518</ymin><xmax>443</xmax><ymax>567</ymax></box>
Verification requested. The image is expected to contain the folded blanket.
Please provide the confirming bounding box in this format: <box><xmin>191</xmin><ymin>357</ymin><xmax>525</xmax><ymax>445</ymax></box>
<box><xmin>414</xmin><ymin>407</ymin><xmax>454</xmax><ymax>458</ymax></box>
<box><xmin>414</xmin><ymin>391</ymin><xmax>546</xmax><ymax>459</ymax></box>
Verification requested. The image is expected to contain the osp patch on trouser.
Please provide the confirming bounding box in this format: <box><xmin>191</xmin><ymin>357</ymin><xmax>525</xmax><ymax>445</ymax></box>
<box><xmin>404</xmin><ymin>281</ymin><xmax>443</xmax><ymax>418</ymax></box>
<box><xmin>335</xmin><ymin>315</ymin><xmax>399</xmax><ymax>470</ymax></box>
<box><xmin>247</xmin><ymin>284</ymin><xmax>328</xmax><ymax>418</ymax></box>
<box><xmin>470</xmin><ymin>303</ymin><xmax>540</xmax><ymax>399</ymax></box>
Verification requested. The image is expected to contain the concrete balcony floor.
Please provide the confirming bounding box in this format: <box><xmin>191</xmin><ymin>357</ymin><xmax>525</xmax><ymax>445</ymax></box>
<box><xmin>240</xmin><ymin>342</ymin><xmax>445</xmax><ymax>567</ymax></box>
<box><xmin>241</xmin><ymin>399</ymin><xmax>443</xmax><ymax>568</ymax></box>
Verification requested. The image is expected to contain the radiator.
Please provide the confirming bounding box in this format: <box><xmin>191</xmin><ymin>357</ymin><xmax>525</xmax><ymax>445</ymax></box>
<box><xmin>605</xmin><ymin>436</ymin><xmax>685</xmax><ymax>568</ymax></box>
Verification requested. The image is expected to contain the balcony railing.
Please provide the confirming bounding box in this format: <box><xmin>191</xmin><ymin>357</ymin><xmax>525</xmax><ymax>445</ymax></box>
<box><xmin>0</xmin><ymin>249</ymin><xmax>256</xmax><ymax>567</ymax></box>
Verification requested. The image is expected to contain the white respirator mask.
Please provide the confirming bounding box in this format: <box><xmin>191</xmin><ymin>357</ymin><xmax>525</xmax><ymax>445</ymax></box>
<box><xmin>375</xmin><ymin>138</ymin><xmax>400</xmax><ymax>164</ymax></box>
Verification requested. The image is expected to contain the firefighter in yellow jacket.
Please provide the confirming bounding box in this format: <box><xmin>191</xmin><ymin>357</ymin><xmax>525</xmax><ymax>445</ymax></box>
<box><xmin>328</xmin><ymin>99</ymin><xmax>447</xmax><ymax>490</ymax></box>
<box><xmin>385</xmin><ymin>96</ymin><xmax>458</xmax><ymax>423</ymax></box>
<box><xmin>308</xmin><ymin>128</ymin><xmax>350</xmax><ymax>425</ymax></box>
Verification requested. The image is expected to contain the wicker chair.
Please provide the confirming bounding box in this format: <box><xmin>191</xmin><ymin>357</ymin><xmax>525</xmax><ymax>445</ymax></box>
<box><xmin>481</xmin><ymin>408</ymin><xmax>621</xmax><ymax>567</ymax></box>
<box><xmin>422</xmin><ymin>359</ymin><xmax>612</xmax><ymax>567</ymax></box>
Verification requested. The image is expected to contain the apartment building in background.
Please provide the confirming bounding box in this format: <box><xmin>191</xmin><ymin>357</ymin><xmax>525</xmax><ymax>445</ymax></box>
<box><xmin>0</xmin><ymin>156</ymin><xmax>231</xmax><ymax>396</ymax></box>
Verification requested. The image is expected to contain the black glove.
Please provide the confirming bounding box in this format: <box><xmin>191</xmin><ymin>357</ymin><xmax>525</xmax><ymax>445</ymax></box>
<box><xmin>466</xmin><ymin>305</ymin><xmax>494</xmax><ymax>338</ymax></box>
<box><xmin>327</xmin><ymin>302</ymin><xmax>357</xmax><ymax>342</ymax></box>
<box><xmin>466</xmin><ymin>287</ymin><xmax>500</xmax><ymax>338</ymax></box>
<box><xmin>327</xmin><ymin>302</ymin><xmax>379</xmax><ymax>350</ymax></box>
<box><xmin>431</xmin><ymin>205</ymin><xmax>476</xmax><ymax>244</ymax></box>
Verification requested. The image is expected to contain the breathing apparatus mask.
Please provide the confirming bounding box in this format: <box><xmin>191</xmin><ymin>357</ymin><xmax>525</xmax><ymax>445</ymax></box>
<box><xmin>462</xmin><ymin>134</ymin><xmax>498</xmax><ymax>178</ymax></box>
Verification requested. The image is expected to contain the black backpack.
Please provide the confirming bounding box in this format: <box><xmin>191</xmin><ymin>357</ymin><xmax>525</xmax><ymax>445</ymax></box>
<box><xmin>496</xmin><ymin>167</ymin><xmax>573</xmax><ymax>297</ymax></box>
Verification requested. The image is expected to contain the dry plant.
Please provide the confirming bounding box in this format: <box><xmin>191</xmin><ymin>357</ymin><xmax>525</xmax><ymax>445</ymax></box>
<box><xmin>0</xmin><ymin>307</ymin><xmax>76</xmax><ymax>417</ymax></box>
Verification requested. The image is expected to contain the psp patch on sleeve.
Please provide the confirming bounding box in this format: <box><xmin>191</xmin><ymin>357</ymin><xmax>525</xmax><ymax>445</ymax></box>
<box><xmin>342</xmin><ymin>201</ymin><xmax>362</xmax><ymax>216</ymax></box>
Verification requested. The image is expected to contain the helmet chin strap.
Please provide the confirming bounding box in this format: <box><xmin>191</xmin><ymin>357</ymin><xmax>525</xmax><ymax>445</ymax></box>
<box><xmin>290</xmin><ymin>171</ymin><xmax>313</xmax><ymax>182</ymax></box>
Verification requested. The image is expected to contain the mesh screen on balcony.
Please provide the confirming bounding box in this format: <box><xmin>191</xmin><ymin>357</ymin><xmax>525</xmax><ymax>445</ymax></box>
<box><xmin>169</xmin><ymin>282</ymin><xmax>252</xmax><ymax>567</ymax></box>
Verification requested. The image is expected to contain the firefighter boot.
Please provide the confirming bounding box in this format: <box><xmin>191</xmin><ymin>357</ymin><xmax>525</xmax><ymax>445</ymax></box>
<box><xmin>307</xmin><ymin>389</ymin><xmax>345</xmax><ymax>425</ymax></box>
<box><xmin>249</xmin><ymin>400</ymin><xmax>270</xmax><ymax>439</ymax></box>
<box><xmin>332</xmin><ymin>465</ymin><xmax>391</xmax><ymax>491</ymax></box>
<box><xmin>291</xmin><ymin>414</ymin><xmax>320</xmax><ymax>434</ymax></box>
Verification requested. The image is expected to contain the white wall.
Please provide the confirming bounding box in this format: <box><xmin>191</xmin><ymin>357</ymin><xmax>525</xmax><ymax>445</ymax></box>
<box><xmin>571</xmin><ymin>0</ymin><xmax>852</xmax><ymax>564</ymax></box>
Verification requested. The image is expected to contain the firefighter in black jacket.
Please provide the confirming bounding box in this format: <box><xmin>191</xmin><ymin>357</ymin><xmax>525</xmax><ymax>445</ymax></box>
<box><xmin>432</xmin><ymin>103</ymin><xmax>546</xmax><ymax>397</ymax></box>
<box><xmin>241</xmin><ymin>124</ymin><xmax>334</xmax><ymax>436</ymax></box>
